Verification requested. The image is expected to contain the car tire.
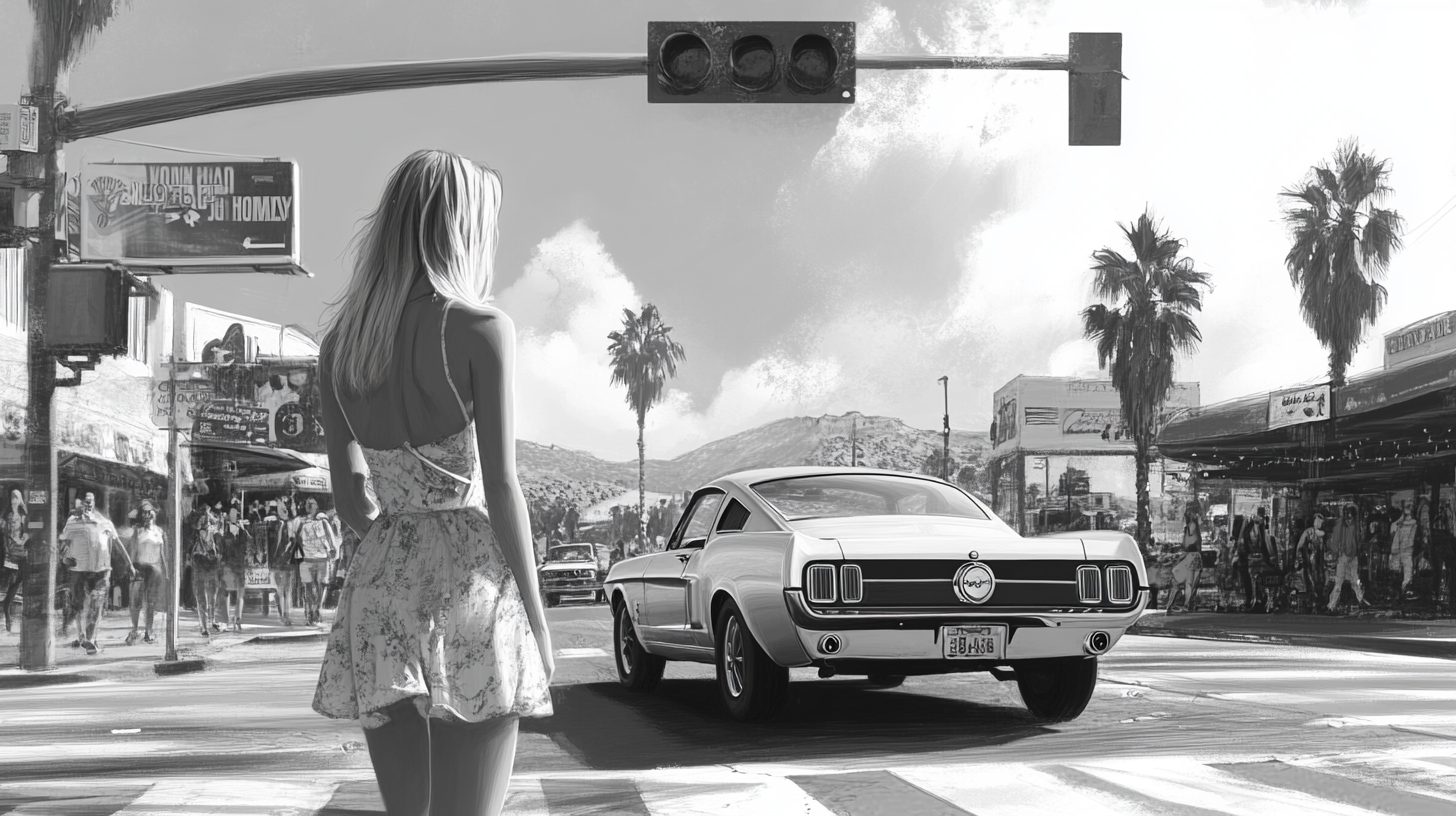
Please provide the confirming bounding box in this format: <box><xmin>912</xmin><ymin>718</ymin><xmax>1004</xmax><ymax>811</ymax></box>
<box><xmin>1014</xmin><ymin>656</ymin><xmax>1098</xmax><ymax>722</ymax></box>
<box><xmin>715</xmin><ymin>600</ymin><xmax>789</xmax><ymax>722</ymax></box>
<box><xmin>865</xmin><ymin>674</ymin><xmax>906</xmax><ymax>689</ymax></box>
<box><xmin>614</xmin><ymin>602</ymin><xmax>665</xmax><ymax>692</ymax></box>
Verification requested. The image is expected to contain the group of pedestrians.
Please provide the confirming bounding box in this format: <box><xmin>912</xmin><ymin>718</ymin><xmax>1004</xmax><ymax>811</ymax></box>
<box><xmin>1169</xmin><ymin>502</ymin><xmax>1426</xmax><ymax>616</ymax></box>
<box><xmin>187</xmin><ymin>495</ymin><xmax>349</xmax><ymax>632</ymax></box>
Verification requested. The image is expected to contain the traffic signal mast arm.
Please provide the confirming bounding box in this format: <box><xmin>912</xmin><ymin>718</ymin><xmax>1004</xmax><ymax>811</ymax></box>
<box><xmin>59</xmin><ymin>35</ymin><xmax>1122</xmax><ymax>145</ymax></box>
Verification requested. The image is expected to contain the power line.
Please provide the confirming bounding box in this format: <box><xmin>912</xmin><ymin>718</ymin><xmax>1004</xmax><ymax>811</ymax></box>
<box><xmin>1407</xmin><ymin>196</ymin><xmax>1456</xmax><ymax>247</ymax></box>
<box><xmin>1405</xmin><ymin>190</ymin><xmax>1456</xmax><ymax>235</ymax></box>
<box><xmin>92</xmin><ymin>135</ymin><xmax>279</xmax><ymax>161</ymax></box>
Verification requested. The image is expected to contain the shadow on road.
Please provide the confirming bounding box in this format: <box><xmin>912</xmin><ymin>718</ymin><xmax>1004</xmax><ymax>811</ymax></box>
<box><xmin>522</xmin><ymin>678</ymin><xmax>1054</xmax><ymax>771</ymax></box>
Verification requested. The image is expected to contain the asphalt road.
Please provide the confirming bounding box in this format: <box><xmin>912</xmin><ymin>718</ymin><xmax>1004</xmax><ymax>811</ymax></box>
<box><xmin>2</xmin><ymin>601</ymin><xmax>1454</xmax><ymax>814</ymax></box>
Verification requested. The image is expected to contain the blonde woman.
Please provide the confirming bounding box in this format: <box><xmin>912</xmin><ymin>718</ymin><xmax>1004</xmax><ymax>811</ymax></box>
<box><xmin>313</xmin><ymin>150</ymin><xmax>553</xmax><ymax>816</ymax></box>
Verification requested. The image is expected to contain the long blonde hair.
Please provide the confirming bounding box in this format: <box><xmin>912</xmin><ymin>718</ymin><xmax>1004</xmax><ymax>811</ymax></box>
<box><xmin>323</xmin><ymin>149</ymin><xmax>503</xmax><ymax>396</ymax></box>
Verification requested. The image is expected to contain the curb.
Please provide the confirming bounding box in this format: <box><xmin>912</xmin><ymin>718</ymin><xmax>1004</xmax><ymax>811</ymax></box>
<box><xmin>245</xmin><ymin>631</ymin><xmax>329</xmax><ymax>645</ymax></box>
<box><xmin>153</xmin><ymin>658</ymin><xmax>209</xmax><ymax>676</ymax></box>
<box><xmin>1129</xmin><ymin>624</ymin><xmax>1456</xmax><ymax>660</ymax></box>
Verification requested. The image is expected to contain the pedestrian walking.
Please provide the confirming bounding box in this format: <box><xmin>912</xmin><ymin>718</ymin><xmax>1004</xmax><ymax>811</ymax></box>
<box><xmin>259</xmin><ymin>502</ymin><xmax>297</xmax><ymax>625</ymax></box>
<box><xmin>59</xmin><ymin>492</ymin><xmax>133</xmax><ymax>654</ymax></box>
<box><xmin>291</xmin><ymin>497</ymin><xmax>338</xmax><ymax>626</ymax></box>
<box><xmin>2</xmin><ymin>490</ymin><xmax>27</xmax><ymax>634</ymax></box>
<box><xmin>189</xmin><ymin>503</ymin><xmax>224</xmax><ymax>636</ymax></box>
<box><xmin>1241</xmin><ymin>508</ymin><xmax>1276</xmax><ymax>612</ymax></box>
<box><xmin>123</xmin><ymin>500</ymin><xmax>169</xmax><ymax>646</ymax></box>
<box><xmin>1327</xmin><ymin>505</ymin><xmax>1370</xmax><ymax>613</ymax></box>
<box><xmin>1167</xmin><ymin>509</ymin><xmax>1203</xmax><ymax>613</ymax></box>
<box><xmin>1391</xmin><ymin>503</ymin><xmax>1419</xmax><ymax>601</ymax></box>
<box><xmin>218</xmin><ymin>505</ymin><xmax>253</xmax><ymax>633</ymax></box>
<box><xmin>1295</xmin><ymin>514</ymin><xmax>1326</xmax><ymax>613</ymax></box>
<box><xmin>1210</xmin><ymin>518</ymin><xmax>1236</xmax><ymax>611</ymax></box>
<box><xmin>313</xmin><ymin>150</ymin><xmax>553</xmax><ymax>816</ymax></box>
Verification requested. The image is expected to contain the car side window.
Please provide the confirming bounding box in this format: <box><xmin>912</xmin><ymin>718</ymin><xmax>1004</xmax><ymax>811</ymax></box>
<box><xmin>672</xmin><ymin>492</ymin><xmax>725</xmax><ymax>549</ymax></box>
<box><xmin>715</xmin><ymin>498</ymin><xmax>751</xmax><ymax>533</ymax></box>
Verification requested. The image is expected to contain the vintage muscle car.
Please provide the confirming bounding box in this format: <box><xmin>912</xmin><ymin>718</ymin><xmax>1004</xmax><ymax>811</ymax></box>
<box><xmin>604</xmin><ymin>467</ymin><xmax>1149</xmax><ymax>722</ymax></box>
<box><xmin>539</xmin><ymin>542</ymin><xmax>606</xmax><ymax>607</ymax></box>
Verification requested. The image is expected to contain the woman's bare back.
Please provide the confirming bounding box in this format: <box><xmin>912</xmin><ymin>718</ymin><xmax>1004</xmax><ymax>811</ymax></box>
<box><xmin>325</xmin><ymin>292</ymin><xmax>484</xmax><ymax>451</ymax></box>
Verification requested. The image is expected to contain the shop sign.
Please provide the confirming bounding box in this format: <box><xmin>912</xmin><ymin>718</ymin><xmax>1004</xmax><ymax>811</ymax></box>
<box><xmin>1267</xmin><ymin>384</ymin><xmax>1330</xmax><ymax>430</ymax></box>
<box><xmin>1062</xmin><ymin>408</ymin><xmax>1127</xmax><ymax>441</ymax></box>
<box><xmin>150</xmin><ymin>378</ymin><xmax>216</xmax><ymax>428</ymax></box>
<box><xmin>0</xmin><ymin>105</ymin><xmax>38</xmax><ymax>152</ymax></box>
<box><xmin>193</xmin><ymin>399</ymin><xmax>269</xmax><ymax>445</ymax></box>
<box><xmin>1384</xmin><ymin>311</ymin><xmax>1456</xmax><ymax>369</ymax></box>
<box><xmin>80</xmin><ymin>160</ymin><xmax>299</xmax><ymax>267</ymax></box>
<box><xmin>245</xmin><ymin>567</ymin><xmax>275</xmax><ymax>589</ymax></box>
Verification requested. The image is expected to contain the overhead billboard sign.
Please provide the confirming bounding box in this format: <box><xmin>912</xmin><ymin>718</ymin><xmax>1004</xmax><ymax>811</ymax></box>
<box><xmin>79</xmin><ymin>160</ymin><xmax>299</xmax><ymax>267</ymax></box>
<box><xmin>1267</xmin><ymin>384</ymin><xmax>1330</xmax><ymax>429</ymax></box>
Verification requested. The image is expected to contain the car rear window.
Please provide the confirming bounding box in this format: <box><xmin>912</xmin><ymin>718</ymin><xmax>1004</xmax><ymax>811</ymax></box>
<box><xmin>751</xmin><ymin>474</ymin><xmax>989</xmax><ymax>521</ymax></box>
<box><xmin>716</xmin><ymin>498</ymin><xmax>752</xmax><ymax>532</ymax></box>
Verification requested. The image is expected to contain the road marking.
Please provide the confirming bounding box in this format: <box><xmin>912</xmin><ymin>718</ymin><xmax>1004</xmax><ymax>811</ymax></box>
<box><xmin>1214</xmin><ymin>760</ymin><xmax>1456</xmax><ymax>815</ymax></box>
<box><xmin>1038</xmin><ymin>765</ymin><xmax>1234</xmax><ymax>816</ymax></box>
<box><xmin>541</xmin><ymin>777</ymin><xmax>649</xmax><ymax>815</ymax></box>
<box><xmin>113</xmin><ymin>777</ymin><xmax>336</xmax><ymax>816</ymax></box>
<box><xmin>557</xmin><ymin>648</ymin><xmax>609</xmax><ymax>658</ymax></box>
<box><xmin>789</xmin><ymin>770</ymin><xmax>975</xmax><ymax>816</ymax></box>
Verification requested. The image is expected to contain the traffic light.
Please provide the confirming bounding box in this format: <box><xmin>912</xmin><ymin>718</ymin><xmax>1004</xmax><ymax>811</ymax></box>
<box><xmin>648</xmin><ymin>21</ymin><xmax>855</xmax><ymax>103</ymax></box>
<box><xmin>1068</xmin><ymin>32</ymin><xmax>1122</xmax><ymax>146</ymax></box>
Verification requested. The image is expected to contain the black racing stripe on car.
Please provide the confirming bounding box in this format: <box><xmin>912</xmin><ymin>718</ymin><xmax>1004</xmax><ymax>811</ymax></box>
<box><xmin>853</xmin><ymin>560</ymin><xmax>1077</xmax><ymax>581</ymax></box>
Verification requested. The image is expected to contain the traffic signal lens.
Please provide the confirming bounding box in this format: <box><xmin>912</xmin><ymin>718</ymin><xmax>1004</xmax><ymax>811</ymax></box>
<box><xmin>730</xmin><ymin>35</ymin><xmax>777</xmax><ymax>91</ymax></box>
<box><xmin>788</xmin><ymin>34</ymin><xmax>837</xmax><ymax>93</ymax></box>
<box><xmin>659</xmin><ymin>33</ymin><xmax>711</xmax><ymax>91</ymax></box>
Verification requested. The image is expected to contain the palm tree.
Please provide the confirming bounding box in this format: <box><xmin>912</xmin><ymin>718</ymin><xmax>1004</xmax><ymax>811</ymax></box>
<box><xmin>1280</xmin><ymin>139</ymin><xmax>1405</xmax><ymax>387</ymax></box>
<box><xmin>607</xmin><ymin>304</ymin><xmax>686</xmax><ymax>553</ymax></box>
<box><xmin>1082</xmin><ymin>210</ymin><xmax>1210</xmax><ymax>555</ymax></box>
<box><xmin>19</xmin><ymin>1</ymin><xmax>130</xmax><ymax>670</ymax></box>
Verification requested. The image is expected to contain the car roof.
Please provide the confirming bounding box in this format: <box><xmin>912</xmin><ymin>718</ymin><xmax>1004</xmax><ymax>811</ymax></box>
<box><xmin>708</xmin><ymin>465</ymin><xmax>952</xmax><ymax>490</ymax></box>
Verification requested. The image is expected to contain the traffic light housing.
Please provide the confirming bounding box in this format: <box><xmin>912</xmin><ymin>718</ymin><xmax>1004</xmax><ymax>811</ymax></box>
<box><xmin>648</xmin><ymin>21</ymin><xmax>856</xmax><ymax>103</ymax></box>
<box><xmin>1069</xmin><ymin>32</ymin><xmax>1122</xmax><ymax>146</ymax></box>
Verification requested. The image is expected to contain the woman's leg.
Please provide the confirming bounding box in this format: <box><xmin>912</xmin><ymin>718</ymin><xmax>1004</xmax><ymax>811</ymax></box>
<box><xmin>2</xmin><ymin>568</ymin><xmax>20</xmax><ymax>632</ymax></box>
<box><xmin>430</xmin><ymin>715</ymin><xmax>520</xmax><ymax>816</ymax></box>
<box><xmin>361</xmin><ymin>700</ymin><xmax>431</xmax><ymax>816</ymax></box>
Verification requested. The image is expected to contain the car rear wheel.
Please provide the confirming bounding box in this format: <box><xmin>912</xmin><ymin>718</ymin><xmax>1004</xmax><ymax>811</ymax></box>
<box><xmin>865</xmin><ymin>674</ymin><xmax>906</xmax><ymax>689</ymax></box>
<box><xmin>715</xmin><ymin>601</ymin><xmax>789</xmax><ymax>722</ymax></box>
<box><xmin>1014</xmin><ymin>656</ymin><xmax>1098</xmax><ymax>722</ymax></box>
<box><xmin>614</xmin><ymin>602</ymin><xmax>665</xmax><ymax>691</ymax></box>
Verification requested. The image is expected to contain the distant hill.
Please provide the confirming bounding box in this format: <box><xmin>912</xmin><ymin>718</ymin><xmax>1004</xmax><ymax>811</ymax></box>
<box><xmin>517</xmin><ymin>412</ymin><xmax>991</xmax><ymax>501</ymax></box>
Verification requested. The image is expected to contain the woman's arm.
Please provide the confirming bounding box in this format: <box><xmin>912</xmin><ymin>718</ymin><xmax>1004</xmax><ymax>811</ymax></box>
<box><xmin>319</xmin><ymin>342</ymin><xmax>379</xmax><ymax>539</ymax></box>
<box><xmin>459</xmin><ymin>306</ymin><xmax>554</xmax><ymax>681</ymax></box>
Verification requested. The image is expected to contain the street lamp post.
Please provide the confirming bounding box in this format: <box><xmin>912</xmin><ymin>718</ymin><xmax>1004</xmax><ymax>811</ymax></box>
<box><xmin>938</xmin><ymin>376</ymin><xmax>950</xmax><ymax>481</ymax></box>
<box><xmin>164</xmin><ymin>360</ymin><xmax>182</xmax><ymax>663</ymax></box>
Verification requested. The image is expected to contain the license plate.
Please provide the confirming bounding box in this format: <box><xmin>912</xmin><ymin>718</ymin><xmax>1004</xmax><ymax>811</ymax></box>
<box><xmin>941</xmin><ymin>625</ymin><xmax>1006</xmax><ymax>660</ymax></box>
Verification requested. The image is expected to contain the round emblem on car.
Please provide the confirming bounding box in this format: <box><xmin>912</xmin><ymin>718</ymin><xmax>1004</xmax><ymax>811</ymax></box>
<box><xmin>953</xmin><ymin>562</ymin><xmax>995</xmax><ymax>604</ymax></box>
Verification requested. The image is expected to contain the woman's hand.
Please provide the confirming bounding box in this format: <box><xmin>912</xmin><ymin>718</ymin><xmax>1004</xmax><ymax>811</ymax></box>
<box><xmin>534</xmin><ymin>623</ymin><xmax>555</xmax><ymax>683</ymax></box>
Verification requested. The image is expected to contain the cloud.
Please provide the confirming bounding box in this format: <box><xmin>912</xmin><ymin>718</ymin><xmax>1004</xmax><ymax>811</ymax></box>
<box><xmin>496</xmin><ymin>222</ymin><xmax>850</xmax><ymax>460</ymax></box>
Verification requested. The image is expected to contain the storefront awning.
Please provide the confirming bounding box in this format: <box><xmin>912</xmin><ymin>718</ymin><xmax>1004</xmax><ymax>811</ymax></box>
<box><xmin>1336</xmin><ymin>349</ymin><xmax>1456</xmax><ymax>417</ymax></box>
<box><xmin>186</xmin><ymin>441</ymin><xmax>314</xmax><ymax>479</ymax></box>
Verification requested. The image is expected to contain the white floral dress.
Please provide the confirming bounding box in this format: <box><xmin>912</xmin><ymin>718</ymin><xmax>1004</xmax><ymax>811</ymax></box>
<box><xmin>313</xmin><ymin>301</ymin><xmax>552</xmax><ymax>729</ymax></box>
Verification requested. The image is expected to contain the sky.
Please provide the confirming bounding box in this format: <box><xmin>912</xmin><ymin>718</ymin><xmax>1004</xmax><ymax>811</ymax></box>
<box><xmin>2</xmin><ymin>0</ymin><xmax>1453</xmax><ymax>462</ymax></box>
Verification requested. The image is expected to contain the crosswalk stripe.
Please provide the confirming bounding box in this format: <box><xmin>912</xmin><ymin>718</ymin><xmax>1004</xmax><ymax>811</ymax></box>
<box><xmin>1</xmin><ymin>782</ymin><xmax>151</xmax><ymax>816</ymax></box>
<box><xmin>111</xmin><ymin>778</ymin><xmax>337</xmax><ymax>816</ymax></box>
<box><xmin>1080</xmin><ymin>758</ymin><xmax>1379</xmax><ymax>816</ymax></box>
<box><xmin>894</xmin><ymin>764</ymin><xmax>1131</xmax><ymax>816</ymax></box>
<box><xmin>1038</xmin><ymin>765</ymin><xmax>1235</xmax><ymax>816</ymax></box>
<box><xmin>1214</xmin><ymin>760</ymin><xmax>1456</xmax><ymax>816</ymax></box>
<box><xmin>540</xmin><ymin>777</ymin><xmax>649</xmax><ymax>816</ymax></box>
<box><xmin>789</xmin><ymin>770</ymin><xmax>974</xmax><ymax>816</ymax></box>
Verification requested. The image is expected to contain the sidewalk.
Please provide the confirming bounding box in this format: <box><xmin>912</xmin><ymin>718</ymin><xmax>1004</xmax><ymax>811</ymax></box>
<box><xmin>0</xmin><ymin>601</ymin><xmax>333</xmax><ymax>688</ymax></box>
<box><xmin>1130</xmin><ymin>608</ymin><xmax>1456</xmax><ymax>660</ymax></box>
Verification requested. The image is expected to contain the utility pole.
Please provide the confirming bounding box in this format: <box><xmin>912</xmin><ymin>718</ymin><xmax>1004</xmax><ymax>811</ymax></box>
<box><xmin>851</xmin><ymin>414</ymin><xmax>858</xmax><ymax>467</ymax></box>
<box><xmin>938</xmin><ymin>376</ymin><xmax>950</xmax><ymax>481</ymax></box>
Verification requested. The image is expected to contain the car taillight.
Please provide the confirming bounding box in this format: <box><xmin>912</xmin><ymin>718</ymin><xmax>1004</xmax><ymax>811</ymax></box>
<box><xmin>807</xmin><ymin>564</ymin><xmax>836</xmax><ymax>603</ymax></box>
<box><xmin>1106</xmin><ymin>565</ymin><xmax>1133</xmax><ymax>604</ymax></box>
<box><xmin>839</xmin><ymin>564</ymin><xmax>862</xmax><ymax>603</ymax></box>
<box><xmin>1077</xmin><ymin>565</ymin><xmax>1101</xmax><ymax>603</ymax></box>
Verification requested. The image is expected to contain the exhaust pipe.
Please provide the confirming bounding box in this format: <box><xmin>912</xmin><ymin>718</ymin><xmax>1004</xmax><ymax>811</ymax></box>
<box><xmin>1083</xmin><ymin>630</ymin><xmax>1111</xmax><ymax>655</ymax></box>
<box><xmin>818</xmin><ymin>633</ymin><xmax>843</xmax><ymax>655</ymax></box>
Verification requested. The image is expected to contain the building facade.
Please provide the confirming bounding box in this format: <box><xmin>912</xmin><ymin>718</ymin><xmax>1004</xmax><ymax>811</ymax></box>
<box><xmin>988</xmin><ymin>375</ymin><xmax>1201</xmax><ymax>544</ymax></box>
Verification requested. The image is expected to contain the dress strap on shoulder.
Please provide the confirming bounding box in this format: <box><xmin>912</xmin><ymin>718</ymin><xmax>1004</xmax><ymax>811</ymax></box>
<box><xmin>440</xmin><ymin>299</ymin><xmax>471</xmax><ymax>425</ymax></box>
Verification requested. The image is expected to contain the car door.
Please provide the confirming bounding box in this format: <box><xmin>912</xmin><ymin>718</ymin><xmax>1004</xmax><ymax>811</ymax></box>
<box><xmin>640</xmin><ymin>489</ymin><xmax>725</xmax><ymax>645</ymax></box>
